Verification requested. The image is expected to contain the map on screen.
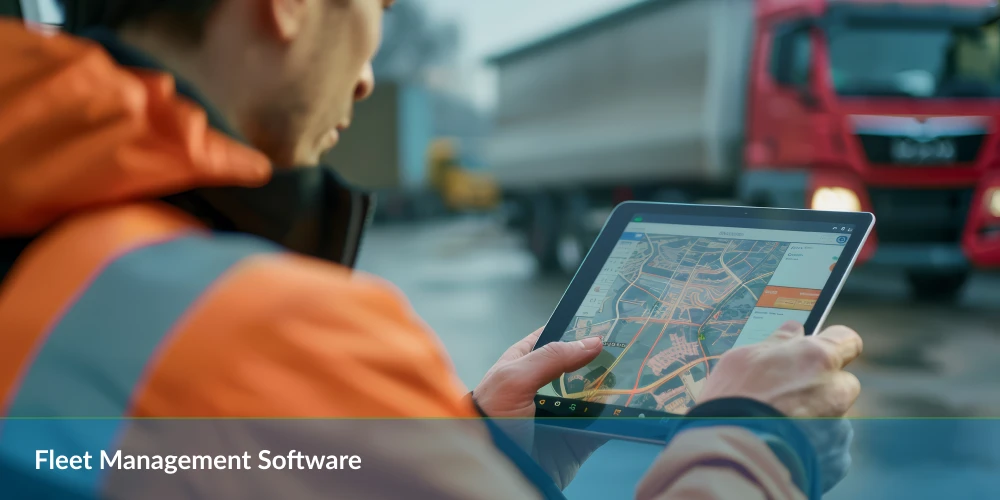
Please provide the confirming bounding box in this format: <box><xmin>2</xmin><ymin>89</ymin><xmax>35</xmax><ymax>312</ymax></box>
<box><xmin>538</xmin><ymin>220</ymin><xmax>850</xmax><ymax>414</ymax></box>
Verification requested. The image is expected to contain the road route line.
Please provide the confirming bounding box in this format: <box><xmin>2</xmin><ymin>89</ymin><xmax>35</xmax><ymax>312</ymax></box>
<box><xmin>566</xmin><ymin>356</ymin><xmax>723</xmax><ymax>399</ymax></box>
<box><xmin>624</xmin><ymin>240</ymin><xmax>706</xmax><ymax>403</ymax></box>
<box><xmin>585</xmin><ymin>237</ymin><xmax>692</xmax><ymax>392</ymax></box>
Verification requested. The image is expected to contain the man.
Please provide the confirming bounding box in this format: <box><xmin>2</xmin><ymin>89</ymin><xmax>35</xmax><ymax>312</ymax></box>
<box><xmin>0</xmin><ymin>1</ymin><xmax>862</xmax><ymax>498</ymax></box>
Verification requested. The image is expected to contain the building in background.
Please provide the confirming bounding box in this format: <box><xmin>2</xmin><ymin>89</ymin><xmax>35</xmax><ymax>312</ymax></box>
<box><xmin>324</xmin><ymin>82</ymin><xmax>498</xmax><ymax>222</ymax></box>
<box><xmin>326</xmin><ymin>0</ymin><xmax>498</xmax><ymax>221</ymax></box>
<box><xmin>2</xmin><ymin>0</ymin><xmax>60</xmax><ymax>25</ymax></box>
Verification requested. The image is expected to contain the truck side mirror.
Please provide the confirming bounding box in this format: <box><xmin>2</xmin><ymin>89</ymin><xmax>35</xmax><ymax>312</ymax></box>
<box><xmin>773</xmin><ymin>25</ymin><xmax>817</xmax><ymax>108</ymax></box>
<box><xmin>797</xmin><ymin>85</ymin><xmax>819</xmax><ymax>109</ymax></box>
<box><xmin>774</xmin><ymin>41</ymin><xmax>797</xmax><ymax>84</ymax></box>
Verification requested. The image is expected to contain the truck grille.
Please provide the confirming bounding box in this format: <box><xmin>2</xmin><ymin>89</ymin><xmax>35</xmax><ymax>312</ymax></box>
<box><xmin>857</xmin><ymin>134</ymin><xmax>985</xmax><ymax>165</ymax></box>
<box><xmin>867</xmin><ymin>188</ymin><xmax>974</xmax><ymax>244</ymax></box>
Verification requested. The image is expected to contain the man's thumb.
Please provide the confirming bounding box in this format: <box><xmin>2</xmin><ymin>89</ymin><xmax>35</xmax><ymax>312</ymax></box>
<box><xmin>766</xmin><ymin>321</ymin><xmax>806</xmax><ymax>342</ymax></box>
<box><xmin>517</xmin><ymin>337</ymin><xmax>604</xmax><ymax>390</ymax></box>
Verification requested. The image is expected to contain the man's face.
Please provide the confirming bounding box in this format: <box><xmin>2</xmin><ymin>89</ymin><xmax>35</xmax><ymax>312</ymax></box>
<box><xmin>251</xmin><ymin>0</ymin><xmax>393</xmax><ymax>166</ymax></box>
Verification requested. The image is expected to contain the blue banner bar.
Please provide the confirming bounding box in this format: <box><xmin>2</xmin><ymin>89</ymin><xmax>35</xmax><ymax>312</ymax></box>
<box><xmin>619</xmin><ymin>232</ymin><xmax>645</xmax><ymax>242</ymax></box>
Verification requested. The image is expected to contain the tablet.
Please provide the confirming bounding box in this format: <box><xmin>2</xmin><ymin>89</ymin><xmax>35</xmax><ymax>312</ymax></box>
<box><xmin>533</xmin><ymin>202</ymin><xmax>874</xmax><ymax>422</ymax></box>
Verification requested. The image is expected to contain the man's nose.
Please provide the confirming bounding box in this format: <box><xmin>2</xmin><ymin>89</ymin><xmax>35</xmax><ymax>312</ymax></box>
<box><xmin>355</xmin><ymin>62</ymin><xmax>375</xmax><ymax>101</ymax></box>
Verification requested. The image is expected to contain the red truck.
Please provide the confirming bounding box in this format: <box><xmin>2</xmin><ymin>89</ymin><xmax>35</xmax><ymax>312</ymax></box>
<box><xmin>487</xmin><ymin>0</ymin><xmax>1000</xmax><ymax>300</ymax></box>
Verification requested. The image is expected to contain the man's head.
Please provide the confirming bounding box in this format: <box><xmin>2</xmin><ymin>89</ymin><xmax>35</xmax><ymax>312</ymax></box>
<box><xmin>67</xmin><ymin>0</ymin><xmax>393</xmax><ymax>167</ymax></box>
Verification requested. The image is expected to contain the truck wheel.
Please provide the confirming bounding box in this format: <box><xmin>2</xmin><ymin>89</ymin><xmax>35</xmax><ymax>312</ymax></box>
<box><xmin>555</xmin><ymin>195</ymin><xmax>591</xmax><ymax>276</ymax></box>
<box><xmin>556</xmin><ymin>230</ymin><xmax>586</xmax><ymax>277</ymax></box>
<box><xmin>502</xmin><ymin>199</ymin><xmax>528</xmax><ymax>231</ymax></box>
<box><xmin>906</xmin><ymin>271</ymin><xmax>969</xmax><ymax>302</ymax></box>
<box><xmin>651</xmin><ymin>189</ymin><xmax>690</xmax><ymax>204</ymax></box>
<box><xmin>527</xmin><ymin>195</ymin><xmax>560</xmax><ymax>273</ymax></box>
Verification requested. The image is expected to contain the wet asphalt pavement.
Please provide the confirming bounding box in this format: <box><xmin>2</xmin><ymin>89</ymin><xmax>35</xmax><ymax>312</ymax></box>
<box><xmin>357</xmin><ymin>217</ymin><xmax>1000</xmax><ymax>499</ymax></box>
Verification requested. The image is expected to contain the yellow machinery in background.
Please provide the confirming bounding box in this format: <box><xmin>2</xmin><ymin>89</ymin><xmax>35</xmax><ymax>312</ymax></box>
<box><xmin>427</xmin><ymin>138</ymin><xmax>500</xmax><ymax>213</ymax></box>
<box><xmin>324</xmin><ymin>83</ymin><xmax>497</xmax><ymax>222</ymax></box>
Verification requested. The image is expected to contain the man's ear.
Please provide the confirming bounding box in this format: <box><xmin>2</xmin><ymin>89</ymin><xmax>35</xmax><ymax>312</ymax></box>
<box><xmin>261</xmin><ymin>0</ymin><xmax>308</xmax><ymax>42</ymax></box>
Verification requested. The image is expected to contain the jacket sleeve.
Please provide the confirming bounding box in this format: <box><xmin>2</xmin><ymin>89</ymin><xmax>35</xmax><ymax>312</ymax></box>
<box><xmin>636</xmin><ymin>427</ymin><xmax>808</xmax><ymax>500</ymax></box>
<box><xmin>104</xmin><ymin>256</ymin><xmax>546</xmax><ymax>500</ymax></box>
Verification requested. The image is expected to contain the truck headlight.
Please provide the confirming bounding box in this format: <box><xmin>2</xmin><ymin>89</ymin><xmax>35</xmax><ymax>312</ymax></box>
<box><xmin>988</xmin><ymin>188</ymin><xmax>1000</xmax><ymax>218</ymax></box>
<box><xmin>811</xmin><ymin>187</ymin><xmax>862</xmax><ymax>212</ymax></box>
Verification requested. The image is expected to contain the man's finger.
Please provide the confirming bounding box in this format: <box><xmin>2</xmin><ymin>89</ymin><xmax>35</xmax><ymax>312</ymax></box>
<box><xmin>815</xmin><ymin>326</ymin><xmax>863</xmax><ymax>368</ymax></box>
<box><xmin>826</xmin><ymin>371</ymin><xmax>862</xmax><ymax>417</ymax></box>
<box><xmin>499</xmin><ymin>327</ymin><xmax>546</xmax><ymax>361</ymax></box>
<box><xmin>521</xmin><ymin>327</ymin><xmax>545</xmax><ymax>345</ymax></box>
<box><xmin>765</xmin><ymin>321</ymin><xmax>805</xmax><ymax>343</ymax></box>
<box><xmin>515</xmin><ymin>337</ymin><xmax>604</xmax><ymax>391</ymax></box>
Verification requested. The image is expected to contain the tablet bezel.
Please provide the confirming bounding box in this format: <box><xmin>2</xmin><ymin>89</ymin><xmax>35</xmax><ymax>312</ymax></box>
<box><xmin>532</xmin><ymin>201</ymin><xmax>875</xmax><ymax>420</ymax></box>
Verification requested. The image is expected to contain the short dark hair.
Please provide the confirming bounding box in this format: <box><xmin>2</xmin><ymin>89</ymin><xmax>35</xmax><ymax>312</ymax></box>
<box><xmin>61</xmin><ymin>0</ymin><xmax>219</xmax><ymax>42</ymax></box>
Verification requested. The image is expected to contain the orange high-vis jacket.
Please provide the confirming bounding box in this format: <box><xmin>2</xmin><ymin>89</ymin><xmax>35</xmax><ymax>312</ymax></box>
<box><xmin>0</xmin><ymin>22</ymin><xmax>807</xmax><ymax>500</ymax></box>
<box><xmin>0</xmin><ymin>23</ymin><xmax>473</xmax><ymax>421</ymax></box>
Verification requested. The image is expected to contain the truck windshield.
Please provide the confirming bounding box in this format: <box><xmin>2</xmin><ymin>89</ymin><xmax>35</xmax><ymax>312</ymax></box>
<box><xmin>829</xmin><ymin>22</ymin><xmax>1000</xmax><ymax>98</ymax></box>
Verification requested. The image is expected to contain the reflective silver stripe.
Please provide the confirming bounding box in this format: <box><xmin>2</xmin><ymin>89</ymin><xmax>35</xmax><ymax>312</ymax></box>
<box><xmin>0</xmin><ymin>233</ymin><xmax>280</xmax><ymax>495</ymax></box>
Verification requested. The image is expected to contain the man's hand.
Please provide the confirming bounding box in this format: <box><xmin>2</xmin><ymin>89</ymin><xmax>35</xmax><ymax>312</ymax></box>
<box><xmin>473</xmin><ymin>328</ymin><xmax>606</xmax><ymax>489</ymax></box>
<box><xmin>473</xmin><ymin>328</ymin><xmax>603</xmax><ymax>418</ymax></box>
<box><xmin>700</xmin><ymin>321</ymin><xmax>863</xmax><ymax>491</ymax></box>
<box><xmin>700</xmin><ymin>321</ymin><xmax>863</xmax><ymax>417</ymax></box>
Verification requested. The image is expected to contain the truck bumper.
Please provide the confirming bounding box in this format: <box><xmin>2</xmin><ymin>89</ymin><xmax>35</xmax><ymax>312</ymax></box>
<box><xmin>866</xmin><ymin>244</ymin><xmax>969</xmax><ymax>271</ymax></box>
<box><xmin>741</xmin><ymin>168</ymin><xmax>1000</xmax><ymax>270</ymax></box>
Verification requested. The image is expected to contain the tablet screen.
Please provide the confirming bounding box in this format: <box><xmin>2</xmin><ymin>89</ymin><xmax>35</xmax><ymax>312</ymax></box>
<box><xmin>537</xmin><ymin>212</ymin><xmax>860</xmax><ymax>417</ymax></box>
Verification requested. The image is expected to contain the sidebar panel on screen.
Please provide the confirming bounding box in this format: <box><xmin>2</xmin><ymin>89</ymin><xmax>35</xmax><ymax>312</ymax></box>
<box><xmin>734</xmin><ymin>239</ymin><xmax>850</xmax><ymax>347</ymax></box>
<box><xmin>575</xmin><ymin>232</ymin><xmax>644</xmax><ymax>319</ymax></box>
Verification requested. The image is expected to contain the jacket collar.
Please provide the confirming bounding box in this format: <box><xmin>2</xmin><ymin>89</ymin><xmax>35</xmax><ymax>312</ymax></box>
<box><xmin>82</xmin><ymin>28</ymin><xmax>373</xmax><ymax>268</ymax></box>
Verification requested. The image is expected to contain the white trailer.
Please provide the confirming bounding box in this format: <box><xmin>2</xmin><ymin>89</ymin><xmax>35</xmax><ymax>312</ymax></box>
<box><xmin>486</xmin><ymin>0</ymin><xmax>756</xmax><ymax>273</ymax></box>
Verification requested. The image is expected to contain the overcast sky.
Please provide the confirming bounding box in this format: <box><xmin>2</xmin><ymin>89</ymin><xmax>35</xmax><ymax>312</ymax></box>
<box><xmin>419</xmin><ymin>0</ymin><xmax>643</xmax><ymax>108</ymax></box>
<box><xmin>421</xmin><ymin>0</ymin><xmax>641</xmax><ymax>60</ymax></box>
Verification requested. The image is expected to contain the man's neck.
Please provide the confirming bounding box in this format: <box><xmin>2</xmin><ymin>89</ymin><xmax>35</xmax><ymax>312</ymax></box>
<box><xmin>116</xmin><ymin>26</ymin><xmax>251</xmax><ymax>140</ymax></box>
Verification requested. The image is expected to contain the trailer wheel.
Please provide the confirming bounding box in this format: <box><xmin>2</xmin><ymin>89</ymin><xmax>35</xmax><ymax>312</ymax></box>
<box><xmin>555</xmin><ymin>231</ymin><xmax>586</xmax><ymax>277</ymax></box>
<box><xmin>527</xmin><ymin>195</ymin><xmax>560</xmax><ymax>273</ymax></box>
<box><xmin>906</xmin><ymin>271</ymin><xmax>969</xmax><ymax>302</ymax></box>
<box><xmin>651</xmin><ymin>189</ymin><xmax>690</xmax><ymax>204</ymax></box>
<box><xmin>555</xmin><ymin>195</ymin><xmax>591</xmax><ymax>276</ymax></box>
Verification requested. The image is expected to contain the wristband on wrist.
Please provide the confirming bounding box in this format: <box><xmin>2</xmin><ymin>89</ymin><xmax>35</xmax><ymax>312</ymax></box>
<box><xmin>466</xmin><ymin>391</ymin><xmax>490</xmax><ymax>418</ymax></box>
<box><xmin>672</xmin><ymin>398</ymin><xmax>821</xmax><ymax>500</ymax></box>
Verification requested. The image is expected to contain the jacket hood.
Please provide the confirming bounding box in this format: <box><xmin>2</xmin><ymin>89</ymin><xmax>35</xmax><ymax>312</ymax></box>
<box><xmin>0</xmin><ymin>20</ymin><xmax>273</xmax><ymax>237</ymax></box>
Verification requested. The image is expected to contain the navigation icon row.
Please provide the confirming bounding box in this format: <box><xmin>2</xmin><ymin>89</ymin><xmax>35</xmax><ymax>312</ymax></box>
<box><xmin>537</xmin><ymin>397</ymin><xmax>655</xmax><ymax>418</ymax></box>
<box><xmin>537</xmin><ymin>399</ymin><xmax>588</xmax><ymax>414</ymax></box>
